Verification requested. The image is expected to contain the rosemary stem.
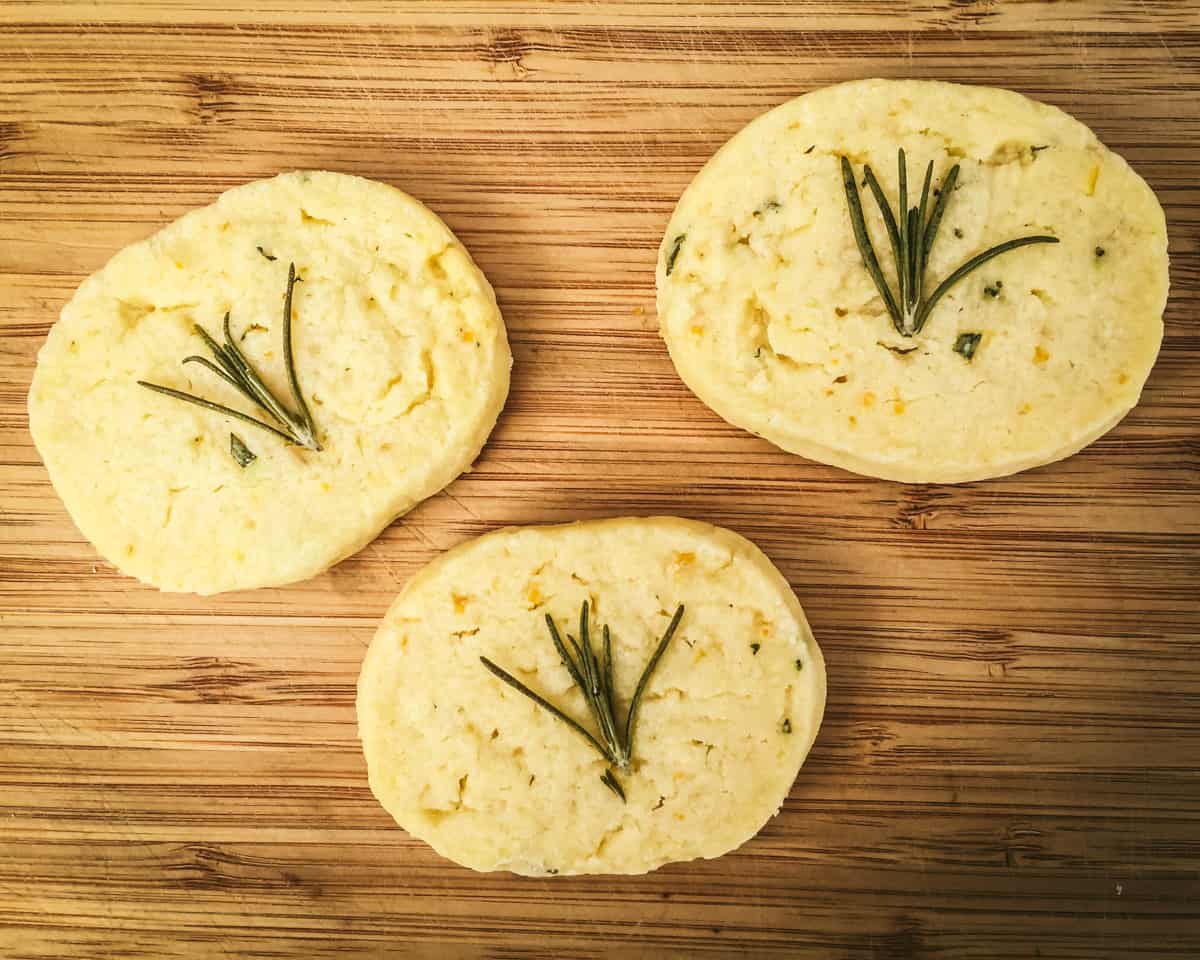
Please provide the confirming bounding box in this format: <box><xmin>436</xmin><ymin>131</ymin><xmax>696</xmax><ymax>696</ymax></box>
<box><xmin>136</xmin><ymin>381</ymin><xmax>301</xmax><ymax>445</ymax></box>
<box><xmin>914</xmin><ymin>159</ymin><xmax>934</xmax><ymax>298</ymax></box>
<box><xmin>623</xmin><ymin>604</ymin><xmax>685</xmax><ymax>760</ymax></box>
<box><xmin>842</xmin><ymin>158</ymin><xmax>904</xmax><ymax>335</ymax></box>
<box><xmin>913</xmin><ymin>234</ymin><xmax>1060</xmax><ymax>333</ymax></box>
<box><xmin>281</xmin><ymin>263</ymin><xmax>321</xmax><ymax>450</ymax></box>
<box><xmin>896</xmin><ymin>149</ymin><xmax>910</xmax><ymax>314</ymax></box>
<box><xmin>479</xmin><ymin>655</ymin><xmax>618</xmax><ymax>765</ymax></box>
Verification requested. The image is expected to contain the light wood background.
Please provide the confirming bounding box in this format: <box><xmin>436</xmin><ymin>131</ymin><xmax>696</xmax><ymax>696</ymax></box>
<box><xmin>2</xmin><ymin>2</ymin><xmax>1198</xmax><ymax>957</ymax></box>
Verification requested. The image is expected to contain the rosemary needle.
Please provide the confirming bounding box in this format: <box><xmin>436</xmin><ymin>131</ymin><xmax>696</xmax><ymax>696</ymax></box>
<box><xmin>229</xmin><ymin>433</ymin><xmax>257</xmax><ymax>467</ymax></box>
<box><xmin>665</xmin><ymin>234</ymin><xmax>686</xmax><ymax>276</ymax></box>
<box><xmin>481</xmin><ymin>601</ymin><xmax>685</xmax><ymax>801</ymax></box>
<box><xmin>138</xmin><ymin>262</ymin><xmax>321</xmax><ymax>451</ymax></box>
<box><xmin>841</xmin><ymin>150</ymin><xmax>1059</xmax><ymax>337</ymax></box>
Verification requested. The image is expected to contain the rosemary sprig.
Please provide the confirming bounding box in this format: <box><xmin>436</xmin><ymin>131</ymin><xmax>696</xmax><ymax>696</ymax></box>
<box><xmin>138</xmin><ymin>262</ymin><xmax>321</xmax><ymax>451</ymax></box>
<box><xmin>841</xmin><ymin>150</ymin><xmax>1059</xmax><ymax>337</ymax></box>
<box><xmin>480</xmin><ymin>601</ymin><xmax>685</xmax><ymax>801</ymax></box>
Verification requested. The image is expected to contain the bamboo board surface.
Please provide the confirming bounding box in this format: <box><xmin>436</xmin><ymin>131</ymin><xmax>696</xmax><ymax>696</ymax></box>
<box><xmin>1</xmin><ymin>2</ymin><xmax>1198</xmax><ymax>957</ymax></box>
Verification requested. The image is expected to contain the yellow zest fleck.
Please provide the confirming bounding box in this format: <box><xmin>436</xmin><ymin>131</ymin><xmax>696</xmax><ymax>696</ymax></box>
<box><xmin>861</xmin><ymin>391</ymin><xmax>876</xmax><ymax>408</ymax></box>
<box><xmin>673</xmin><ymin>551</ymin><xmax>696</xmax><ymax>569</ymax></box>
<box><xmin>1034</xmin><ymin>345</ymin><xmax>1050</xmax><ymax>365</ymax></box>
<box><xmin>1118</xmin><ymin>372</ymin><xmax>1129</xmax><ymax>385</ymax></box>
<box><xmin>1086</xmin><ymin>165</ymin><xmax>1100</xmax><ymax>196</ymax></box>
<box><xmin>892</xmin><ymin>399</ymin><xmax>906</xmax><ymax>415</ymax></box>
<box><xmin>824</xmin><ymin>388</ymin><xmax>834</xmax><ymax>397</ymax></box>
<box><xmin>633</xmin><ymin>305</ymin><xmax>644</xmax><ymax>316</ymax></box>
<box><xmin>460</xmin><ymin>329</ymin><xmax>475</xmax><ymax>343</ymax></box>
<box><xmin>174</xmin><ymin>261</ymin><xmax>184</xmax><ymax>270</ymax></box>
<box><xmin>399</xmin><ymin>634</ymin><xmax>408</xmax><ymax>650</ymax></box>
<box><xmin>690</xmin><ymin>325</ymin><xmax>705</xmax><ymax>336</ymax></box>
<box><xmin>452</xmin><ymin>593</ymin><xmax>469</xmax><ymax>614</ymax></box>
<box><xmin>321</xmin><ymin>482</ymin><xmax>331</xmax><ymax>492</ymax></box>
<box><xmin>1019</xmin><ymin>403</ymin><xmax>1033</xmax><ymax>415</ymax></box>
<box><xmin>848</xmin><ymin>415</ymin><xmax>857</xmax><ymax>427</ymax></box>
<box><xmin>693</xmin><ymin>647</ymin><xmax>707</xmax><ymax>663</ymax></box>
<box><xmin>525</xmin><ymin>584</ymin><xmax>545</xmax><ymax>609</ymax></box>
<box><xmin>233</xmin><ymin>550</ymin><xmax>245</xmax><ymax>562</ymax></box>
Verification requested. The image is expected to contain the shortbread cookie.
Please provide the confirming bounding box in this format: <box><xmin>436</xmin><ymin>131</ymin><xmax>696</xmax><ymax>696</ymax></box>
<box><xmin>357</xmin><ymin>517</ymin><xmax>825</xmax><ymax>875</ymax></box>
<box><xmin>29</xmin><ymin>171</ymin><xmax>510</xmax><ymax>593</ymax></box>
<box><xmin>658</xmin><ymin>79</ymin><xmax>1168</xmax><ymax>482</ymax></box>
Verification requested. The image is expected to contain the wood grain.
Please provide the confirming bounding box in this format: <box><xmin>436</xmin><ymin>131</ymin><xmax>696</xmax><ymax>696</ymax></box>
<box><xmin>1</xmin><ymin>2</ymin><xmax>1198</xmax><ymax>957</ymax></box>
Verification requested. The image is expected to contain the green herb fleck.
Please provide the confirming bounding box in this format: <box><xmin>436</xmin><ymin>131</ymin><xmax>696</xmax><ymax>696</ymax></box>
<box><xmin>839</xmin><ymin>150</ymin><xmax>1058</xmax><ymax>337</ymax></box>
<box><xmin>256</xmin><ymin>246</ymin><xmax>277</xmax><ymax>261</ymax></box>
<box><xmin>953</xmin><ymin>332</ymin><xmax>983</xmax><ymax>361</ymax></box>
<box><xmin>984</xmin><ymin>280</ymin><xmax>1003</xmax><ymax>299</ymax></box>
<box><xmin>481</xmin><ymin>601</ymin><xmax>685</xmax><ymax>802</ymax></box>
<box><xmin>781</xmin><ymin>718</ymin><xmax>792</xmax><ymax>734</ymax></box>
<box><xmin>1031</xmin><ymin>144</ymin><xmax>1049</xmax><ymax>157</ymax></box>
<box><xmin>1095</xmin><ymin>246</ymin><xmax>1106</xmax><ymax>258</ymax></box>
<box><xmin>758</xmin><ymin>199</ymin><xmax>783</xmax><ymax>214</ymax></box>
<box><xmin>805</xmin><ymin>144</ymin><xmax>816</xmax><ymax>155</ymax></box>
<box><xmin>229</xmin><ymin>433</ymin><xmax>256</xmax><ymax>467</ymax></box>
<box><xmin>665</xmin><ymin>234</ymin><xmax>686</xmax><ymax>276</ymax></box>
<box><xmin>750</xmin><ymin>642</ymin><xmax>761</xmax><ymax>655</ymax></box>
<box><xmin>795</xmin><ymin>659</ymin><xmax>804</xmax><ymax>671</ymax></box>
<box><xmin>953</xmin><ymin>227</ymin><xmax>964</xmax><ymax>239</ymax></box>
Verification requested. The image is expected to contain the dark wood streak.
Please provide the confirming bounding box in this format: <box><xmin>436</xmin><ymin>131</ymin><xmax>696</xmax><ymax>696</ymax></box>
<box><xmin>1</xmin><ymin>2</ymin><xmax>1199</xmax><ymax>957</ymax></box>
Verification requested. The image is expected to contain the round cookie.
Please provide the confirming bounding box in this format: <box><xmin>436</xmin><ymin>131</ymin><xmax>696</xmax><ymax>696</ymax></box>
<box><xmin>29</xmin><ymin>171</ymin><xmax>510</xmax><ymax>594</ymax></box>
<box><xmin>657</xmin><ymin>79</ymin><xmax>1168</xmax><ymax>483</ymax></box>
<box><xmin>357</xmin><ymin>517</ymin><xmax>825</xmax><ymax>876</ymax></box>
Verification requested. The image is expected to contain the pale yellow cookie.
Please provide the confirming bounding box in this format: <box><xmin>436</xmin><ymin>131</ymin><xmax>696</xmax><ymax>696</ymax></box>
<box><xmin>357</xmin><ymin>517</ymin><xmax>826</xmax><ymax>875</ymax></box>
<box><xmin>658</xmin><ymin>79</ymin><xmax>1168</xmax><ymax>482</ymax></box>
<box><xmin>29</xmin><ymin>172</ymin><xmax>510</xmax><ymax>593</ymax></box>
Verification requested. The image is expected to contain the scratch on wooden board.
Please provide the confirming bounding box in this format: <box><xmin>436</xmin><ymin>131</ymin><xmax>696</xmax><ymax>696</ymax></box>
<box><xmin>365</xmin><ymin>541</ymin><xmax>403</xmax><ymax>585</ymax></box>
<box><xmin>442</xmin><ymin>489</ymin><xmax>484</xmax><ymax>524</ymax></box>
<box><xmin>1134</xmin><ymin>0</ymin><xmax>1181</xmax><ymax>80</ymax></box>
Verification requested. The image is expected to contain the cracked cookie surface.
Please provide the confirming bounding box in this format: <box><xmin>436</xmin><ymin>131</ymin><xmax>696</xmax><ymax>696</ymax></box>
<box><xmin>357</xmin><ymin>517</ymin><xmax>826</xmax><ymax>875</ymax></box>
<box><xmin>29</xmin><ymin>171</ymin><xmax>510</xmax><ymax>593</ymax></box>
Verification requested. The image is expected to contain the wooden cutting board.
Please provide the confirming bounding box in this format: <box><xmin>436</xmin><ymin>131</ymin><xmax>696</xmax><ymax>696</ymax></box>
<box><xmin>2</xmin><ymin>3</ymin><xmax>1197</xmax><ymax>957</ymax></box>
